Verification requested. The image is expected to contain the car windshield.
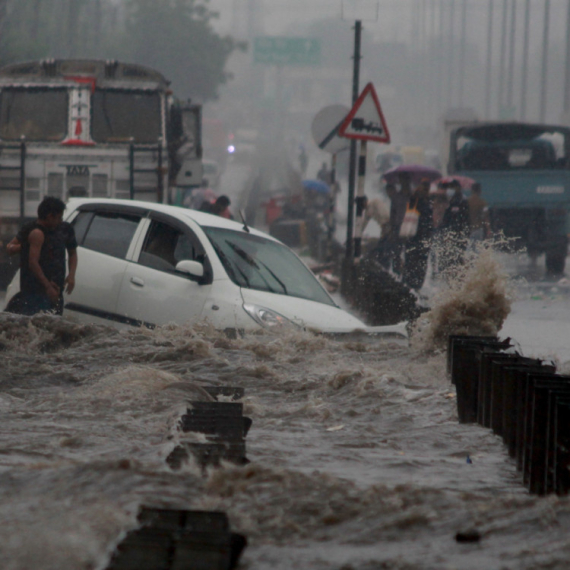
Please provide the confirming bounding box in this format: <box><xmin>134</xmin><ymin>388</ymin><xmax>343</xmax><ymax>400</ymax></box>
<box><xmin>454</xmin><ymin>125</ymin><xmax>570</xmax><ymax>171</ymax></box>
<box><xmin>91</xmin><ymin>89</ymin><xmax>161</xmax><ymax>143</ymax></box>
<box><xmin>0</xmin><ymin>87</ymin><xmax>68</xmax><ymax>141</ymax></box>
<box><xmin>203</xmin><ymin>227</ymin><xmax>335</xmax><ymax>306</ymax></box>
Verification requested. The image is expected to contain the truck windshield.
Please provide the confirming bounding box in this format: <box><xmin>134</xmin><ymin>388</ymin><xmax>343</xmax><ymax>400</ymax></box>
<box><xmin>91</xmin><ymin>89</ymin><xmax>161</xmax><ymax>143</ymax></box>
<box><xmin>203</xmin><ymin>227</ymin><xmax>336</xmax><ymax>307</ymax></box>
<box><xmin>0</xmin><ymin>88</ymin><xmax>68</xmax><ymax>141</ymax></box>
<box><xmin>454</xmin><ymin>124</ymin><xmax>570</xmax><ymax>171</ymax></box>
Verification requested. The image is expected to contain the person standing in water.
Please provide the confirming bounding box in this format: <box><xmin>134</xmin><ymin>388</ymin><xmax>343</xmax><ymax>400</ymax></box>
<box><xmin>5</xmin><ymin>196</ymin><xmax>77</xmax><ymax>315</ymax></box>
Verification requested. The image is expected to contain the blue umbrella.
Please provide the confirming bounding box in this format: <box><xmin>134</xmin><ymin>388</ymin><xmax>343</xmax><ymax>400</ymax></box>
<box><xmin>302</xmin><ymin>179</ymin><xmax>331</xmax><ymax>194</ymax></box>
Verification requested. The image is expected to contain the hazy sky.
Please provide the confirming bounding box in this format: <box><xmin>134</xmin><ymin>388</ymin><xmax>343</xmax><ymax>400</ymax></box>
<box><xmin>210</xmin><ymin>0</ymin><xmax>416</xmax><ymax>40</ymax></box>
<box><xmin>209</xmin><ymin>0</ymin><xmax>570</xmax><ymax>51</ymax></box>
<box><xmin>203</xmin><ymin>0</ymin><xmax>570</xmax><ymax>146</ymax></box>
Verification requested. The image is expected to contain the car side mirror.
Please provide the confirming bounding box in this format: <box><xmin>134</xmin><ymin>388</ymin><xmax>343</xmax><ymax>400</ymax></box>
<box><xmin>175</xmin><ymin>259</ymin><xmax>204</xmax><ymax>280</ymax></box>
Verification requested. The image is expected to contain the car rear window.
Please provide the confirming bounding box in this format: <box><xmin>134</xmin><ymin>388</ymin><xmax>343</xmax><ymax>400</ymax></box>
<box><xmin>79</xmin><ymin>212</ymin><xmax>140</xmax><ymax>259</ymax></box>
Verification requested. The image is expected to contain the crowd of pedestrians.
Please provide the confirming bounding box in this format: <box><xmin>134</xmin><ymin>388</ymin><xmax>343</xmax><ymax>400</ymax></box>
<box><xmin>363</xmin><ymin>174</ymin><xmax>490</xmax><ymax>292</ymax></box>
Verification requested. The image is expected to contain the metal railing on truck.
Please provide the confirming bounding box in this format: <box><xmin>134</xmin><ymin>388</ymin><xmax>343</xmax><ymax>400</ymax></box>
<box><xmin>129</xmin><ymin>139</ymin><xmax>164</xmax><ymax>203</ymax></box>
<box><xmin>0</xmin><ymin>140</ymin><xmax>26</xmax><ymax>217</ymax></box>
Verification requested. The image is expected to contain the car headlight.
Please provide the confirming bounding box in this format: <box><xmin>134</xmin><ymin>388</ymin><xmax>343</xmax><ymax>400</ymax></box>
<box><xmin>243</xmin><ymin>304</ymin><xmax>301</xmax><ymax>330</ymax></box>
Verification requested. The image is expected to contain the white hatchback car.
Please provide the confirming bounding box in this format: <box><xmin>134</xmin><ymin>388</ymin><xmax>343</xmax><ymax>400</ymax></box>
<box><xmin>5</xmin><ymin>199</ymin><xmax>406</xmax><ymax>336</ymax></box>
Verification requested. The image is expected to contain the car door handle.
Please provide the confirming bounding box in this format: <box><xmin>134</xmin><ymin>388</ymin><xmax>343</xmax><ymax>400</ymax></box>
<box><xmin>130</xmin><ymin>277</ymin><xmax>145</xmax><ymax>287</ymax></box>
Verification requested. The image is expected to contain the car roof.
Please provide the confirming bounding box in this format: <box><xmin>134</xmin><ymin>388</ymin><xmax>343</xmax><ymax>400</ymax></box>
<box><xmin>66</xmin><ymin>198</ymin><xmax>274</xmax><ymax>240</ymax></box>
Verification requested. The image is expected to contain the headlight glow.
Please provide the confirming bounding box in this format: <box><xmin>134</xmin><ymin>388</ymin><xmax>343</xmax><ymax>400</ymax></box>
<box><xmin>243</xmin><ymin>304</ymin><xmax>300</xmax><ymax>330</ymax></box>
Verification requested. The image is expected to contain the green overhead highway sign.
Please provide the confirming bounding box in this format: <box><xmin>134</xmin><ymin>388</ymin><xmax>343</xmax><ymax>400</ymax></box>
<box><xmin>253</xmin><ymin>36</ymin><xmax>321</xmax><ymax>66</ymax></box>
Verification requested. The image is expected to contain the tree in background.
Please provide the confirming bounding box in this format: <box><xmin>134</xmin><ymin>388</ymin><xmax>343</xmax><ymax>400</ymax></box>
<box><xmin>0</xmin><ymin>0</ymin><xmax>239</xmax><ymax>102</ymax></box>
<box><xmin>123</xmin><ymin>0</ymin><xmax>241</xmax><ymax>101</ymax></box>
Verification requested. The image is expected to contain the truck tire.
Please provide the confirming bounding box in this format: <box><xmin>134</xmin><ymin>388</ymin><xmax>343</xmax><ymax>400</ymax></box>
<box><xmin>545</xmin><ymin>238</ymin><xmax>568</xmax><ymax>276</ymax></box>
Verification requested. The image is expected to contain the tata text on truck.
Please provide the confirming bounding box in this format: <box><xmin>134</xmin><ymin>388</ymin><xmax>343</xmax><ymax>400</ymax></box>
<box><xmin>0</xmin><ymin>59</ymin><xmax>202</xmax><ymax>286</ymax></box>
<box><xmin>448</xmin><ymin>122</ymin><xmax>570</xmax><ymax>274</ymax></box>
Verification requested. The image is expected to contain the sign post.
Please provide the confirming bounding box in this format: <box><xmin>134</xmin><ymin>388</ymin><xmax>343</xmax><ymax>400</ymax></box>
<box><xmin>339</xmin><ymin>82</ymin><xmax>390</xmax><ymax>258</ymax></box>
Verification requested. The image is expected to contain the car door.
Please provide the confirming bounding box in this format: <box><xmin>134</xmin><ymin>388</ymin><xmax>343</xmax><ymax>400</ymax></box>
<box><xmin>65</xmin><ymin>207</ymin><xmax>145</xmax><ymax>326</ymax></box>
<box><xmin>115</xmin><ymin>214</ymin><xmax>215</xmax><ymax>327</ymax></box>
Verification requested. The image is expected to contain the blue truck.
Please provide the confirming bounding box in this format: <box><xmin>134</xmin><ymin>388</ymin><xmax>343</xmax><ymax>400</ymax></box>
<box><xmin>448</xmin><ymin>122</ymin><xmax>570</xmax><ymax>274</ymax></box>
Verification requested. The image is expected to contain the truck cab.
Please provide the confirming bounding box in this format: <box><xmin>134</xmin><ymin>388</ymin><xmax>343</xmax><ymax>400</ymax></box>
<box><xmin>0</xmin><ymin>59</ymin><xmax>202</xmax><ymax>287</ymax></box>
<box><xmin>449</xmin><ymin>122</ymin><xmax>570</xmax><ymax>274</ymax></box>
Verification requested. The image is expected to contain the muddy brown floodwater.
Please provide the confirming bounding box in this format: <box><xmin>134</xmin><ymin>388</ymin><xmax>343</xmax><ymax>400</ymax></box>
<box><xmin>1</xmin><ymin>249</ymin><xmax>570</xmax><ymax>570</ymax></box>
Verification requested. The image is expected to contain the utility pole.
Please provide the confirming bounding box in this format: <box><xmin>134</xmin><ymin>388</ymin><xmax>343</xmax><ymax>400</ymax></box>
<box><xmin>520</xmin><ymin>0</ymin><xmax>531</xmax><ymax>121</ymax></box>
<box><xmin>484</xmin><ymin>0</ymin><xmax>494</xmax><ymax>119</ymax></box>
<box><xmin>344</xmin><ymin>20</ymin><xmax>362</xmax><ymax>266</ymax></box>
<box><xmin>540</xmin><ymin>0</ymin><xmax>551</xmax><ymax>122</ymax></box>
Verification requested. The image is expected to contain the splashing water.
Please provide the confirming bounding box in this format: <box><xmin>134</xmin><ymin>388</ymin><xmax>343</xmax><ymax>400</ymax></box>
<box><xmin>412</xmin><ymin>241</ymin><xmax>514</xmax><ymax>351</ymax></box>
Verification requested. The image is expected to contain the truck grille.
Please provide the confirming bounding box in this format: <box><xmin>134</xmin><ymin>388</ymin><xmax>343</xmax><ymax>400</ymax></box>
<box><xmin>47</xmin><ymin>173</ymin><xmax>64</xmax><ymax>197</ymax></box>
<box><xmin>92</xmin><ymin>174</ymin><xmax>109</xmax><ymax>197</ymax></box>
<box><xmin>66</xmin><ymin>174</ymin><xmax>89</xmax><ymax>197</ymax></box>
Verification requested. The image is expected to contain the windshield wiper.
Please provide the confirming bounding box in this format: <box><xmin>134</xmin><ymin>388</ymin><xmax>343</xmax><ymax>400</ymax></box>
<box><xmin>225</xmin><ymin>240</ymin><xmax>258</xmax><ymax>267</ymax></box>
<box><xmin>225</xmin><ymin>240</ymin><xmax>287</xmax><ymax>294</ymax></box>
<box><xmin>257</xmin><ymin>258</ymin><xmax>287</xmax><ymax>294</ymax></box>
<box><xmin>225</xmin><ymin>240</ymin><xmax>281</xmax><ymax>293</ymax></box>
<box><xmin>212</xmin><ymin>242</ymin><xmax>250</xmax><ymax>287</ymax></box>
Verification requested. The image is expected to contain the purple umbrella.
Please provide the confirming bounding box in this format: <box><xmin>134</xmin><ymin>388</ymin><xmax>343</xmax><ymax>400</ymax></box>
<box><xmin>382</xmin><ymin>164</ymin><xmax>442</xmax><ymax>186</ymax></box>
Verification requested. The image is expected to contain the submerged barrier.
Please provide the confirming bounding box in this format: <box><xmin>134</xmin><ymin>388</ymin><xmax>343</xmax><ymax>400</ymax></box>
<box><xmin>167</xmin><ymin>386</ymin><xmax>252</xmax><ymax>471</ymax></box>
<box><xmin>105</xmin><ymin>386</ymin><xmax>251</xmax><ymax>569</ymax></box>
<box><xmin>449</xmin><ymin>335</ymin><xmax>570</xmax><ymax>496</ymax></box>
<box><xmin>106</xmin><ymin>507</ymin><xmax>246</xmax><ymax>570</ymax></box>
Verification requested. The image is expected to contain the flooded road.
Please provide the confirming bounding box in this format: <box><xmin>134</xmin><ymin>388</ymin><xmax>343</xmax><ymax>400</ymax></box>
<box><xmin>1</xmin><ymin>249</ymin><xmax>570</xmax><ymax>569</ymax></box>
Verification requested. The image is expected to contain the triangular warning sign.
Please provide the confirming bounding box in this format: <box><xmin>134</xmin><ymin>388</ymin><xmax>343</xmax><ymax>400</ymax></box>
<box><xmin>338</xmin><ymin>82</ymin><xmax>390</xmax><ymax>143</ymax></box>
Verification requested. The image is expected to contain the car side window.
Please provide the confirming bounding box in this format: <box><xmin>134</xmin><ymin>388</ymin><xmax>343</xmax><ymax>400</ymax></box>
<box><xmin>70</xmin><ymin>211</ymin><xmax>94</xmax><ymax>245</ymax></box>
<box><xmin>81</xmin><ymin>212</ymin><xmax>141</xmax><ymax>259</ymax></box>
<box><xmin>139</xmin><ymin>220</ymin><xmax>204</xmax><ymax>273</ymax></box>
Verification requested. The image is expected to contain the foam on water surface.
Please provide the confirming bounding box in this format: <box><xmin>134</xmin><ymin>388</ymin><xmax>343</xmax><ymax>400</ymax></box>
<box><xmin>0</xmin><ymin>274</ymin><xmax>566</xmax><ymax>569</ymax></box>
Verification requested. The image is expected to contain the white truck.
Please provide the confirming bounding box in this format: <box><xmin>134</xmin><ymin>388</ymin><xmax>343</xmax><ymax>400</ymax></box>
<box><xmin>0</xmin><ymin>59</ymin><xmax>203</xmax><ymax>286</ymax></box>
